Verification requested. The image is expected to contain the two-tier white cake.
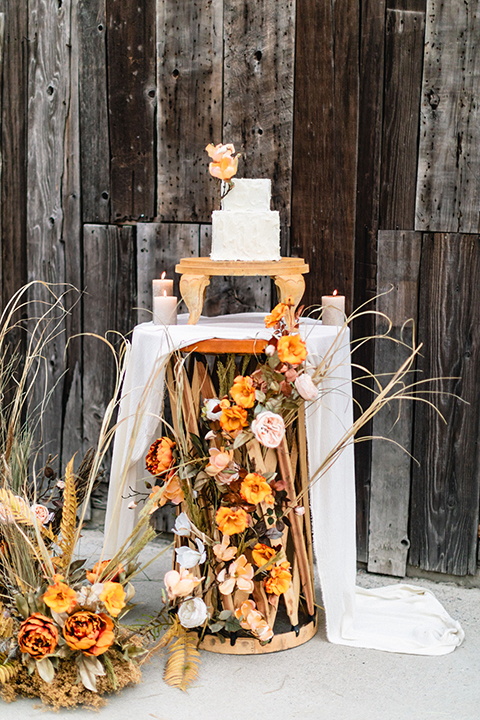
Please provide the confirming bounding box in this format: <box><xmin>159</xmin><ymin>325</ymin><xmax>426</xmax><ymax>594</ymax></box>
<box><xmin>210</xmin><ymin>178</ymin><xmax>280</xmax><ymax>261</ymax></box>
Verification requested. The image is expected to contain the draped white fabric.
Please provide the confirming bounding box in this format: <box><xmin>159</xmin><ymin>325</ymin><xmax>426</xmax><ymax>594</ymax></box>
<box><xmin>104</xmin><ymin>313</ymin><xmax>464</xmax><ymax>655</ymax></box>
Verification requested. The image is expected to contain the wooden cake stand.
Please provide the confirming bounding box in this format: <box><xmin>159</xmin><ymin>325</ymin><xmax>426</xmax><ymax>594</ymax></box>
<box><xmin>175</xmin><ymin>257</ymin><xmax>309</xmax><ymax>324</ymax></box>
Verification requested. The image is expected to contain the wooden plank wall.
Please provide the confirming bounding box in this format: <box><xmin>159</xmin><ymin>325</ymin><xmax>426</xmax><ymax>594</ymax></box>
<box><xmin>1</xmin><ymin>0</ymin><xmax>480</xmax><ymax>576</ymax></box>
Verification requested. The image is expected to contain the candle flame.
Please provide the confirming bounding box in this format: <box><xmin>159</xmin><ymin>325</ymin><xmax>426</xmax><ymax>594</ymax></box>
<box><xmin>333</xmin><ymin>289</ymin><xmax>338</xmax><ymax>296</ymax></box>
<box><xmin>161</xmin><ymin>271</ymin><xmax>166</xmax><ymax>280</ymax></box>
<box><xmin>163</xmin><ymin>290</ymin><xmax>167</xmax><ymax>297</ymax></box>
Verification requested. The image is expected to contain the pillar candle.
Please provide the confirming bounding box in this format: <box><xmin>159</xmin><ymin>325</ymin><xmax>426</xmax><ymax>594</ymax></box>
<box><xmin>152</xmin><ymin>271</ymin><xmax>174</xmax><ymax>297</ymax></box>
<box><xmin>153</xmin><ymin>291</ymin><xmax>177</xmax><ymax>326</ymax></box>
<box><xmin>321</xmin><ymin>290</ymin><xmax>345</xmax><ymax>326</ymax></box>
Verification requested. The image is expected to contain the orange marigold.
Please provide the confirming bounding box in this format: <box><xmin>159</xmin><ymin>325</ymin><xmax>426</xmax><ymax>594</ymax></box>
<box><xmin>264</xmin><ymin>303</ymin><xmax>287</xmax><ymax>328</ymax></box>
<box><xmin>216</xmin><ymin>506</ymin><xmax>248</xmax><ymax>536</ymax></box>
<box><xmin>240</xmin><ymin>473</ymin><xmax>274</xmax><ymax>505</ymax></box>
<box><xmin>251</xmin><ymin>543</ymin><xmax>276</xmax><ymax>567</ymax></box>
<box><xmin>229</xmin><ymin>375</ymin><xmax>256</xmax><ymax>409</ymax></box>
<box><xmin>43</xmin><ymin>576</ymin><xmax>77</xmax><ymax>614</ymax></box>
<box><xmin>86</xmin><ymin>559</ymin><xmax>124</xmax><ymax>584</ymax></box>
<box><xmin>219</xmin><ymin>405</ymin><xmax>248</xmax><ymax>437</ymax></box>
<box><xmin>277</xmin><ymin>334</ymin><xmax>307</xmax><ymax>366</ymax></box>
<box><xmin>63</xmin><ymin>611</ymin><xmax>115</xmax><ymax>656</ymax></box>
<box><xmin>18</xmin><ymin>613</ymin><xmax>59</xmax><ymax>659</ymax></box>
<box><xmin>99</xmin><ymin>581</ymin><xmax>126</xmax><ymax>617</ymax></box>
<box><xmin>145</xmin><ymin>437</ymin><xmax>175</xmax><ymax>476</ymax></box>
<box><xmin>264</xmin><ymin>561</ymin><xmax>292</xmax><ymax>596</ymax></box>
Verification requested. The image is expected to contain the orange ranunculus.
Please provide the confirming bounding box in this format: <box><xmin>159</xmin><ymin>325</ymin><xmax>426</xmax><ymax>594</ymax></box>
<box><xmin>86</xmin><ymin>560</ymin><xmax>124</xmax><ymax>584</ymax></box>
<box><xmin>99</xmin><ymin>581</ymin><xmax>126</xmax><ymax>617</ymax></box>
<box><xmin>18</xmin><ymin>613</ymin><xmax>59</xmax><ymax>659</ymax></box>
<box><xmin>215</xmin><ymin>506</ymin><xmax>248</xmax><ymax>536</ymax></box>
<box><xmin>234</xmin><ymin>600</ymin><xmax>273</xmax><ymax>642</ymax></box>
<box><xmin>145</xmin><ymin>437</ymin><xmax>175</xmax><ymax>476</ymax></box>
<box><xmin>230</xmin><ymin>375</ymin><xmax>256</xmax><ymax>409</ymax></box>
<box><xmin>251</xmin><ymin>543</ymin><xmax>276</xmax><ymax>567</ymax></box>
<box><xmin>240</xmin><ymin>473</ymin><xmax>274</xmax><ymax>505</ymax></box>
<box><xmin>277</xmin><ymin>334</ymin><xmax>307</xmax><ymax>366</ymax></box>
<box><xmin>219</xmin><ymin>405</ymin><xmax>248</xmax><ymax>437</ymax></box>
<box><xmin>264</xmin><ymin>561</ymin><xmax>292</xmax><ymax>596</ymax></box>
<box><xmin>43</xmin><ymin>575</ymin><xmax>77</xmax><ymax>614</ymax></box>
<box><xmin>150</xmin><ymin>474</ymin><xmax>184</xmax><ymax>508</ymax></box>
<box><xmin>264</xmin><ymin>303</ymin><xmax>287</xmax><ymax>329</ymax></box>
<box><xmin>164</xmin><ymin>568</ymin><xmax>203</xmax><ymax>600</ymax></box>
<box><xmin>63</xmin><ymin>611</ymin><xmax>115</xmax><ymax>656</ymax></box>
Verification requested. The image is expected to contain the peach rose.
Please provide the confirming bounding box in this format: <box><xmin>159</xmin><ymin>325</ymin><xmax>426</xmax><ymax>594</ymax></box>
<box><xmin>215</xmin><ymin>506</ymin><xmax>248</xmax><ymax>536</ymax></box>
<box><xmin>30</xmin><ymin>503</ymin><xmax>53</xmax><ymax>525</ymax></box>
<box><xmin>205</xmin><ymin>142</ymin><xmax>235</xmax><ymax>162</ymax></box>
<box><xmin>240</xmin><ymin>473</ymin><xmax>273</xmax><ymax>505</ymax></box>
<box><xmin>250</xmin><ymin>411</ymin><xmax>285</xmax><ymax>448</ymax></box>
<box><xmin>63</xmin><ymin>611</ymin><xmax>114</xmax><ymax>656</ymax></box>
<box><xmin>206</xmin><ymin>448</ymin><xmax>233</xmax><ymax>476</ymax></box>
<box><xmin>164</xmin><ymin>567</ymin><xmax>203</xmax><ymax>600</ymax></box>
<box><xmin>294</xmin><ymin>373</ymin><xmax>318</xmax><ymax>400</ymax></box>
<box><xmin>209</xmin><ymin>154</ymin><xmax>239</xmax><ymax>181</ymax></box>
<box><xmin>264</xmin><ymin>561</ymin><xmax>292</xmax><ymax>596</ymax></box>
<box><xmin>145</xmin><ymin>437</ymin><xmax>175</xmax><ymax>476</ymax></box>
<box><xmin>264</xmin><ymin>303</ymin><xmax>287</xmax><ymax>329</ymax></box>
<box><xmin>43</xmin><ymin>576</ymin><xmax>77</xmax><ymax>614</ymax></box>
<box><xmin>219</xmin><ymin>405</ymin><xmax>248</xmax><ymax>437</ymax></box>
<box><xmin>99</xmin><ymin>581</ymin><xmax>126</xmax><ymax>617</ymax></box>
<box><xmin>229</xmin><ymin>375</ymin><xmax>256</xmax><ymax>409</ymax></box>
<box><xmin>18</xmin><ymin>613</ymin><xmax>59</xmax><ymax>659</ymax></box>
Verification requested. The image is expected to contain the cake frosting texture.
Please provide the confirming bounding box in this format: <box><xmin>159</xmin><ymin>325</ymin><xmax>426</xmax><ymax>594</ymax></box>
<box><xmin>211</xmin><ymin>178</ymin><xmax>280</xmax><ymax>261</ymax></box>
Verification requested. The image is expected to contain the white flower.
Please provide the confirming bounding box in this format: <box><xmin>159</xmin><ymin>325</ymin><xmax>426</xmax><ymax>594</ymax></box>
<box><xmin>265</xmin><ymin>344</ymin><xmax>276</xmax><ymax>357</ymax></box>
<box><xmin>294</xmin><ymin>373</ymin><xmax>318</xmax><ymax>401</ymax></box>
<box><xmin>172</xmin><ymin>512</ymin><xmax>192</xmax><ymax>536</ymax></box>
<box><xmin>203</xmin><ymin>398</ymin><xmax>223</xmax><ymax>421</ymax></box>
<box><xmin>175</xmin><ymin>538</ymin><xmax>206</xmax><ymax>569</ymax></box>
<box><xmin>178</xmin><ymin>597</ymin><xmax>208</xmax><ymax>629</ymax></box>
<box><xmin>76</xmin><ymin>583</ymin><xmax>104</xmax><ymax>609</ymax></box>
<box><xmin>294</xmin><ymin>506</ymin><xmax>306</xmax><ymax>516</ymax></box>
<box><xmin>128</xmin><ymin>500</ymin><xmax>138</xmax><ymax>510</ymax></box>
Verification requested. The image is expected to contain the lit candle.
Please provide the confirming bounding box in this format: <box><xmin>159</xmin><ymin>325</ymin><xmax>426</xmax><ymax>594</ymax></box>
<box><xmin>152</xmin><ymin>271</ymin><xmax>174</xmax><ymax>297</ymax></box>
<box><xmin>153</xmin><ymin>290</ymin><xmax>178</xmax><ymax>326</ymax></box>
<box><xmin>321</xmin><ymin>289</ymin><xmax>345</xmax><ymax>326</ymax></box>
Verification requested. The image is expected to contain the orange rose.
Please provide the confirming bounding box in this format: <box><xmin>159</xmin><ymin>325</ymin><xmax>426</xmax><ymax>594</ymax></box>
<box><xmin>99</xmin><ymin>581</ymin><xmax>126</xmax><ymax>617</ymax></box>
<box><xmin>63</xmin><ymin>611</ymin><xmax>115</xmax><ymax>656</ymax></box>
<box><xmin>209</xmin><ymin>154</ymin><xmax>239</xmax><ymax>181</ymax></box>
<box><xmin>277</xmin><ymin>334</ymin><xmax>307</xmax><ymax>365</ymax></box>
<box><xmin>264</xmin><ymin>303</ymin><xmax>287</xmax><ymax>328</ymax></box>
<box><xmin>264</xmin><ymin>561</ymin><xmax>292</xmax><ymax>596</ymax></box>
<box><xmin>219</xmin><ymin>405</ymin><xmax>248</xmax><ymax>437</ymax></box>
<box><xmin>18</xmin><ymin>613</ymin><xmax>59</xmax><ymax>659</ymax></box>
<box><xmin>240</xmin><ymin>473</ymin><xmax>273</xmax><ymax>505</ymax></box>
<box><xmin>216</xmin><ymin>506</ymin><xmax>248</xmax><ymax>535</ymax></box>
<box><xmin>251</xmin><ymin>543</ymin><xmax>276</xmax><ymax>567</ymax></box>
<box><xmin>145</xmin><ymin>437</ymin><xmax>175</xmax><ymax>476</ymax></box>
<box><xmin>206</xmin><ymin>142</ymin><xmax>236</xmax><ymax>162</ymax></box>
<box><xmin>230</xmin><ymin>375</ymin><xmax>256</xmax><ymax>409</ymax></box>
<box><xmin>86</xmin><ymin>559</ymin><xmax>124</xmax><ymax>584</ymax></box>
<box><xmin>150</xmin><ymin>473</ymin><xmax>184</xmax><ymax>508</ymax></box>
<box><xmin>43</xmin><ymin>576</ymin><xmax>77</xmax><ymax>614</ymax></box>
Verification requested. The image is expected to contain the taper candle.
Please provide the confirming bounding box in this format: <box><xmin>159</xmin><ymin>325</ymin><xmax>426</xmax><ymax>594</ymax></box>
<box><xmin>321</xmin><ymin>289</ymin><xmax>345</xmax><ymax>326</ymax></box>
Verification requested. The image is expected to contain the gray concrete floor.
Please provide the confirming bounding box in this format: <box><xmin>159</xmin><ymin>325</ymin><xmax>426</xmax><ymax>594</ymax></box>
<box><xmin>8</xmin><ymin>529</ymin><xmax>480</xmax><ymax>720</ymax></box>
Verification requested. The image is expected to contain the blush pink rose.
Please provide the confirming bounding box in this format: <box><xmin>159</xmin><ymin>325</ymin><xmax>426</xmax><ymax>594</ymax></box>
<box><xmin>30</xmin><ymin>503</ymin><xmax>53</xmax><ymax>525</ymax></box>
<box><xmin>294</xmin><ymin>373</ymin><xmax>318</xmax><ymax>401</ymax></box>
<box><xmin>205</xmin><ymin>448</ymin><xmax>233</xmax><ymax>476</ymax></box>
<box><xmin>250</xmin><ymin>411</ymin><xmax>285</xmax><ymax>449</ymax></box>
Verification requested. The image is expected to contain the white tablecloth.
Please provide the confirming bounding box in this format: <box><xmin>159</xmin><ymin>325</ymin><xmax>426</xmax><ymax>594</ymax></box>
<box><xmin>104</xmin><ymin>313</ymin><xmax>463</xmax><ymax>655</ymax></box>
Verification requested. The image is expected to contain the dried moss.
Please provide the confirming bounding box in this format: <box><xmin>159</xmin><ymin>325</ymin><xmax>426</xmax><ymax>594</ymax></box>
<box><xmin>0</xmin><ymin>650</ymin><xmax>142</xmax><ymax>710</ymax></box>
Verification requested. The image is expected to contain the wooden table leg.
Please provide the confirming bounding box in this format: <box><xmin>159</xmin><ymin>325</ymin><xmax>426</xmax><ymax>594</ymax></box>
<box><xmin>273</xmin><ymin>274</ymin><xmax>306</xmax><ymax>309</ymax></box>
<box><xmin>179</xmin><ymin>273</ymin><xmax>211</xmax><ymax>325</ymax></box>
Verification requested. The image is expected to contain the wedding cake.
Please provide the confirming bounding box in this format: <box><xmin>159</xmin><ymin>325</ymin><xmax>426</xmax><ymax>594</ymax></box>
<box><xmin>210</xmin><ymin>178</ymin><xmax>280</xmax><ymax>261</ymax></box>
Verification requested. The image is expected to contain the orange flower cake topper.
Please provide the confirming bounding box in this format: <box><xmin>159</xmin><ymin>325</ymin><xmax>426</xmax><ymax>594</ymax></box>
<box><xmin>205</xmin><ymin>142</ymin><xmax>241</xmax><ymax>191</ymax></box>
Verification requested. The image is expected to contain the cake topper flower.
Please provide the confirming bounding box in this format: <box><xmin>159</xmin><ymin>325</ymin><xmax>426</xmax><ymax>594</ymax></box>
<box><xmin>205</xmin><ymin>142</ymin><xmax>240</xmax><ymax>195</ymax></box>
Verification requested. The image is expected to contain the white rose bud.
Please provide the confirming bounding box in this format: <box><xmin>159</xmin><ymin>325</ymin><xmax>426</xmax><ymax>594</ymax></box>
<box><xmin>294</xmin><ymin>373</ymin><xmax>318</xmax><ymax>401</ymax></box>
<box><xmin>265</xmin><ymin>344</ymin><xmax>276</xmax><ymax>357</ymax></box>
<box><xmin>203</xmin><ymin>398</ymin><xmax>223</xmax><ymax>421</ymax></box>
<box><xmin>178</xmin><ymin>597</ymin><xmax>208</xmax><ymax>629</ymax></box>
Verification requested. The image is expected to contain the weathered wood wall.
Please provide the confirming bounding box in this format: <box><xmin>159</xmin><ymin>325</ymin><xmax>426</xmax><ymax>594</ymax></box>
<box><xmin>1</xmin><ymin>0</ymin><xmax>480</xmax><ymax>575</ymax></box>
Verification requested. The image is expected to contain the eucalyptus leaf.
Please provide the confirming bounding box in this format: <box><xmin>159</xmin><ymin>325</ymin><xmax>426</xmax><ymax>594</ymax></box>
<box><xmin>208</xmin><ymin>622</ymin><xmax>224</xmax><ymax>633</ymax></box>
<box><xmin>36</xmin><ymin>657</ymin><xmax>55</xmax><ymax>684</ymax></box>
<box><xmin>255</xmin><ymin>390</ymin><xmax>266</xmax><ymax>403</ymax></box>
<box><xmin>225</xmin><ymin>617</ymin><xmax>242</xmax><ymax>633</ymax></box>
<box><xmin>218</xmin><ymin>610</ymin><xmax>233</xmax><ymax>621</ymax></box>
<box><xmin>233</xmin><ymin>431</ymin><xmax>252</xmax><ymax>450</ymax></box>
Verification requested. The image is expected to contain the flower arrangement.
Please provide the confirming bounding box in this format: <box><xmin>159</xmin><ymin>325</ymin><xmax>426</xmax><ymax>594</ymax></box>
<box><xmin>139</xmin><ymin>297</ymin><xmax>321</xmax><ymax>675</ymax></box>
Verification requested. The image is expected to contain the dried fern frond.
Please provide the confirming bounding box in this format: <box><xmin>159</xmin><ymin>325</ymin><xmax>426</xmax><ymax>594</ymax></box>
<box><xmin>57</xmin><ymin>456</ymin><xmax>77</xmax><ymax>568</ymax></box>
<box><xmin>0</xmin><ymin>488</ymin><xmax>32</xmax><ymax>525</ymax></box>
<box><xmin>163</xmin><ymin>629</ymin><xmax>201</xmax><ymax>691</ymax></box>
<box><xmin>0</xmin><ymin>654</ymin><xmax>18</xmax><ymax>685</ymax></box>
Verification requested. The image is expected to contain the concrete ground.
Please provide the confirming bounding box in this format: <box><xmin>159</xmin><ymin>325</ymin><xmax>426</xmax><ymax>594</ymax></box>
<box><xmin>9</xmin><ymin>529</ymin><xmax>480</xmax><ymax>720</ymax></box>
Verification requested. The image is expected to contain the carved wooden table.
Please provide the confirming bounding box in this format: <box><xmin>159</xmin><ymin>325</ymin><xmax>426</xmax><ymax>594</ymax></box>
<box><xmin>175</xmin><ymin>257</ymin><xmax>310</xmax><ymax>325</ymax></box>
